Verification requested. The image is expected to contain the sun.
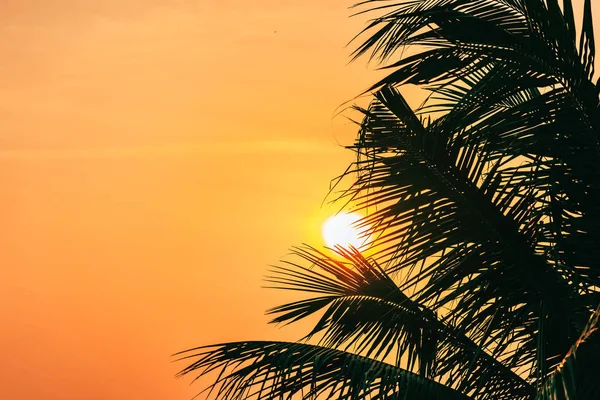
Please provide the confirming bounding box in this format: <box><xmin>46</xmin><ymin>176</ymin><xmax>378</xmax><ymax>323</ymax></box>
<box><xmin>321</xmin><ymin>212</ymin><xmax>367</xmax><ymax>249</ymax></box>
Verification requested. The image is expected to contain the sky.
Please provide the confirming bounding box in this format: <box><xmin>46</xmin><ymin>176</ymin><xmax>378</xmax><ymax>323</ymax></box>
<box><xmin>1</xmin><ymin>1</ymin><xmax>599</xmax><ymax>400</ymax></box>
<box><xmin>0</xmin><ymin>1</ymin><xmax>382</xmax><ymax>399</ymax></box>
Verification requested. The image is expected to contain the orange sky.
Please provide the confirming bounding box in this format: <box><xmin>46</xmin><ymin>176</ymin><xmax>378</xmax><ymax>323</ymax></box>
<box><xmin>0</xmin><ymin>1</ymin><xmax>381</xmax><ymax>399</ymax></box>
<box><xmin>1</xmin><ymin>1</ymin><xmax>598</xmax><ymax>399</ymax></box>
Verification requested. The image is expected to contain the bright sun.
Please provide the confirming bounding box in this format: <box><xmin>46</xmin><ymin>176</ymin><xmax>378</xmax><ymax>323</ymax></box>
<box><xmin>322</xmin><ymin>212</ymin><xmax>366</xmax><ymax>249</ymax></box>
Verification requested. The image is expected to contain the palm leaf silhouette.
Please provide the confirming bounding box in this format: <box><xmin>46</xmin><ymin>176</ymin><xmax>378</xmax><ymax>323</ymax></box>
<box><xmin>174</xmin><ymin>339</ymin><xmax>469</xmax><ymax>400</ymax></box>
<box><xmin>176</xmin><ymin>1</ymin><xmax>600</xmax><ymax>398</ymax></box>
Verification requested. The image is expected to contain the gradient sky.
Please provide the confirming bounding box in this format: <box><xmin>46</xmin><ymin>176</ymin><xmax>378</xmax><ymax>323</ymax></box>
<box><xmin>0</xmin><ymin>1</ymin><xmax>382</xmax><ymax>399</ymax></box>
<box><xmin>1</xmin><ymin>1</ymin><xmax>598</xmax><ymax>399</ymax></box>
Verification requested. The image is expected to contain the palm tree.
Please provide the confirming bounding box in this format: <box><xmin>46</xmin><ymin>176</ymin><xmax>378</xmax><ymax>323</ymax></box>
<box><xmin>175</xmin><ymin>1</ymin><xmax>600</xmax><ymax>398</ymax></box>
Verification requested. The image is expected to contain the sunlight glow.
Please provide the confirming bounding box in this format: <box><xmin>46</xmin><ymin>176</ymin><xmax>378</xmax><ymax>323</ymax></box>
<box><xmin>321</xmin><ymin>212</ymin><xmax>366</xmax><ymax>249</ymax></box>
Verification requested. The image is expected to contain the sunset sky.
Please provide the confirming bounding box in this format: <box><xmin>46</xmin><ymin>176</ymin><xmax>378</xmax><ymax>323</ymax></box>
<box><xmin>0</xmin><ymin>1</ymin><xmax>381</xmax><ymax>399</ymax></box>
<box><xmin>1</xmin><ymin>1</ymin><xmax>599</xmax><ymax>399</ymax></box>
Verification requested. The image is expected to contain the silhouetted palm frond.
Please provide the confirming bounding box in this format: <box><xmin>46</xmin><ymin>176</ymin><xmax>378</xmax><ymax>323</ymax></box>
<box><xmin>348</xmin><ymin>0</ymin><xmax>600</xmax><ymax>290</ymax></box>
<box><xmin>174</xmin><ymin>341</ymin><xmax>469</xmax><ymax>400</ymax></box>
<box><xmin>266</xmin><ymin>246</ymin><xmax>534</xmax><ymax>398</ymax></box>
<box><xmin>339</xmin><ymin>86</ymin><xmax>597</xmax><ymax>385</ymax></box>
<box><xmin>176</xmin><ymin>1</ymin><xmax>600</xmax><ymax>398</ymax></box>
<box><xmin>536</xmin><ymin>305</ymin><xmax>600</xmax><ymax>400</ymax></box>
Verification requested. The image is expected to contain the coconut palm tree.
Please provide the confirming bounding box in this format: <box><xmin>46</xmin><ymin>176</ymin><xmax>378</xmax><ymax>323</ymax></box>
<box><xmin>175</xmin><ymin>1</ymin><xmax>600</xmax><ymax>398</ymax></box>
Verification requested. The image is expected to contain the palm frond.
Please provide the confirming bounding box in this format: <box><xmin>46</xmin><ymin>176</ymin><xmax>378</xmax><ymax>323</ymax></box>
<box><xmin>176</xmin><ymin>2</ymin><xmax>600</xmax><ymax>399</ymax></box>
<box><xmin>266</xmin><ymin>245</ymin><xmax>535</xmax><ymax>399</ymax></box>
<box><xmin>352</xmin><ymin>0</ymin><xmax>596</xmax><ymax>92</ymax></box>
<box><xmin>536</xmin><ymin>304</ymin><xmax>600</xmax><ymax>399</ymax></box>
<box><xmin>338</xmin><ymin>85</ymin><xmax>594</xmax><ymax>383</ymax></box>
<box><xmin>174</xmin><ymin>341</ymin><xmax>470</xmax><ymax>400</ymax></box>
